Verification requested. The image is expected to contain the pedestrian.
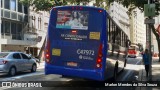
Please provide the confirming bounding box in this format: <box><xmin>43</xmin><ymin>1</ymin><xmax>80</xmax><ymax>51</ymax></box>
<box><xmin>124</xmin><ymin>39</ymin><xmax>131</xmax><ymax>58</ymax></box>
<box><xmin>142</xmin><ymin>49</ymin><xmax>150</xmax><ymax>77</ymax></box>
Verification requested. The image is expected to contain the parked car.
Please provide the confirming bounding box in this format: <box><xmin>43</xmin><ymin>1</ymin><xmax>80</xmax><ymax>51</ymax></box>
<box><xmin>0</xmin><ymin>52</ymin><xmax>37</xmax><ymax>76</ymax></box>
<box><xmin>27</xmin><ymin>54</ymin><xmax>40</xmax><ymax>64</ymax></box>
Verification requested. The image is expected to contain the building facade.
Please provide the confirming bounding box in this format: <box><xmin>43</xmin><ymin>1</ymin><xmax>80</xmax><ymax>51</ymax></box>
<box><xmin>0</xmin><ymin>0</ymin><xmax>49</xmax><ymax>58</ymax></box>
<box><xmin>130</xmin><ymin>8</ymin><xmax>146</xmax><ymax>48</ymax></box>
<box><xmin>0</xmin><ymin>0</ymin><xmax>37</xmax><ymax>52</ymax></box>
<box><xmin>26</xmin><ymin>6</ymin><xmax>49</xmax><ymax>57</ymax></box>
<box><xmin>108</xmin><ymin>1</ymin><xmax>130</xmax><ymax>39</ymax></box>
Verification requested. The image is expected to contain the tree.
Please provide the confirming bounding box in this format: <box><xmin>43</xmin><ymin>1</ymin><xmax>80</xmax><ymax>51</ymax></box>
<box><xmin>19</xmin><ymin>0</ymin><xmax>111</xmax><ymax>11</ymax></box>
<box><xmin>19</xmin><ymin>0</ymin><xmax>91</xmax><ymax>11</ymax></box>
<box><xmin>108</xmin><ymin>0</ymin><xmax>160</xmax><ymax>61</ymax></box>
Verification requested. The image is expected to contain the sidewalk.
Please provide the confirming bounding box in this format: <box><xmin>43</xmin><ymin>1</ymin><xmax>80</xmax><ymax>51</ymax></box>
<box><xmin>136</xmin><ymin>57</ymin><xmax>160</xmax><ymax>90</ymax></box>
<box><xmin>37</xmin><ymin>61</ymin><xmax>45</xmax><ymax>69</ymax></box>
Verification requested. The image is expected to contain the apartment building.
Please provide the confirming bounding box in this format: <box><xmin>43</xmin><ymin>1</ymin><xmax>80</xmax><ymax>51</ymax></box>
<box><xmin>0</xmin><ymin>0</ymin><xmax>37</xmax><ymax>52</ymax></box>
<box><xmin>0</xmin><ymin>0</ymin><xmax>49</xmax><ymax>57</ymax></box>
<box><xmin>130</xmin><ymin>8</ymin><xmax>146</xmax><ymax>48</ymax></box>
<box><xmin>26</xmin><ymin>6</ymin><xmax>49</xmax><ymax>57</ymax></box>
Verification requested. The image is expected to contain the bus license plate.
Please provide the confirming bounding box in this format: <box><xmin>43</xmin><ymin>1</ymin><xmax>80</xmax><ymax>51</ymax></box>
<box><xmin>67</xmin><ymin>62</ymin><xmax>77</xmax><ymax>67</ymax></box>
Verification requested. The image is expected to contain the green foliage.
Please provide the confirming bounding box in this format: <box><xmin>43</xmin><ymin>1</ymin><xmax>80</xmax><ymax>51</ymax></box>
<box><xmin>19</xmin><ymin>0</ymin><xmax>55</xmax><ymax>11</ymax></box>
<box><xmin>19</xmin><ymin>0</ymin><xmax>90</xmax><ymax>11</ymax></box>
<box><xmin>109</xmin><ymin>0</ymin><xmax>159</xmax><ymax>15</ymax></box>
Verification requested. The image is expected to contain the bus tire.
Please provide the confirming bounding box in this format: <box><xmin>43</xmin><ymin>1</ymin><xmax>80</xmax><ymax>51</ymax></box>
<box><xmin>113</xmin><ymin>63</ymin><xmax>118</xmax><ymax>81</ymax></box>
<box><xmin>124</xmin><ymin>58</ymin><xmax>127</xmax><ymax>67</ymax></box>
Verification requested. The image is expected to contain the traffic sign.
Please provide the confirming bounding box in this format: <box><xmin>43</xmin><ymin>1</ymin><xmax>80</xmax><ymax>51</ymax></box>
<box><xmin>144</xmin><ymin>18</ymin><xmax>155</xmax><ymax>24</ymax></box>
<box><xmin>144</xmin><ymin>4</ymin><xmax>156</xmax><ymax>17</ymax></box>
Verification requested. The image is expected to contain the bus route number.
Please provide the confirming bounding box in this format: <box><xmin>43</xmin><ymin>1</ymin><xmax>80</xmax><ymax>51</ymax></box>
<box><xmin>77</xmin><ymin>49</ymin><xmax>94</xmax><ymax>56</ymax></box>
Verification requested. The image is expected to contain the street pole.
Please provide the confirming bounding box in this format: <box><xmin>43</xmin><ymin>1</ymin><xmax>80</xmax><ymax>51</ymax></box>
<box><xmin>146</xmin><ymin>24</ymin><xmax>152</xmax><ymax>80</ymax></box>
<box><xmin>147</xmin><ymin>0</ymin><xmax>152</xmax><ymax>81</ymax></box>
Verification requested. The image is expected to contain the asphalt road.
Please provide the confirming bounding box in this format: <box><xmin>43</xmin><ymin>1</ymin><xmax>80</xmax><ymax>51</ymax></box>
<box><xmin>0</xmin><ymin>57</ymin><xmax>143</xmax><ymax>90</ymax></box>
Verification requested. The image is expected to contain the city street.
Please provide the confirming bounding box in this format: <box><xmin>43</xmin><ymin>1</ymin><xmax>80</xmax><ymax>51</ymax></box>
<box><xmin>0</xmin><ymin>0</ymin><xmax>159</xmax><ymax>90</ymax></box>
<box><xmin>0</xmin><ymin>57</ymin><xmax>143</xmax><ymax>90</ymax></box>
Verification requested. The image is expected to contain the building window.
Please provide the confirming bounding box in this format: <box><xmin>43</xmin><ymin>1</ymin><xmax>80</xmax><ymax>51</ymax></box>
<box><xmin>18</xmin><ymin>14</ymin><xmax>23</xmax><ymax>21</ymax></box>
<box><xmin>4</xmin><ymin>0</ymin><xmax>10</xmax><ymax>9</ymax></box>
<box><xmin>17</xmin><ymin>24</ymin><xmax>22</xmax><ymax>40</ymax></box>
<box><xmin>10</xmin><ymin>0</ymin><xmax>16</xmax><ymax>11</ymax></box>
<box><xmin>1</xmin><ymin>21</ymin><xmax>4</xmax><ymax>34</ymax></box>
<box><xmin>1</xmin><ymin>0</ymin><xmax>3</xmax><ymax>8</ymax></box>
<box><xmin>4</xmin><ymin>10</ymin><xmax>10</xmax><ymax>18</ymax></box>
<box><xmin>18</xmin><ymin>2</ymin><xmax>22</xmax><ymax>13</ymax></box>
<box><xmin>4</xmin><ymin>21</ymin><xmax>10</xmax><ymax>35</ymax></box>
<box><xmin>24</xmin><ymin>6</ymin><xmax>28</xmax><ymax>14</ymax></box>
<box><xmin>11</xmin><ymin>22</ymin><xmax>17</xmax><ymax>39</ymax></box>
<box><xmin>11</xmin><ymin>12</ymin><xmax>17</xmax><ymax>19</ymax></box>
<box><xmin>38</xmin><ymin>17</ymin><xmax>41</xmax><ymax>30</ymax></box>
<box><xmin>1</xmin><ymin>9</ymin><xmax>3</xmax><ymax>17</ymax></box>
<box><xmin>2</xmin><ymin>20</ymin><xmax>25</xmax><ymax>40</ymax></box>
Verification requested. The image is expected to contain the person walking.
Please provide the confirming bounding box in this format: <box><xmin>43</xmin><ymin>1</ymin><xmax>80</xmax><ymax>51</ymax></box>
<box><xmin>142</xmin><ymin>49</ymin><xmax>150</xmax><ymax>77</ymax></box>
<box><xmin>124</xmin><ymin>39</ymin><xmax>131</xmax><ymax>58</ymax></box>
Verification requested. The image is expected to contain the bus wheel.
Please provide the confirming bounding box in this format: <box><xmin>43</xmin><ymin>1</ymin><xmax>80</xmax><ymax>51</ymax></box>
<box><xmin>113</xmin><ymin>65</ymin><xmax>118</xmax><ymax>81</ymax></box>
<box><xmin>124</xmin><ymin>58</ymin><xmax>127</xmax><ymax>67</ymax></box>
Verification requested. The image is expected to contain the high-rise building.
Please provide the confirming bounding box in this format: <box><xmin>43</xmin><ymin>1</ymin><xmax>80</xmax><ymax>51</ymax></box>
<box><xmin>130</xmin><ymin>8</ymin><xmax>146</xmax><ymax>48</ymax></box>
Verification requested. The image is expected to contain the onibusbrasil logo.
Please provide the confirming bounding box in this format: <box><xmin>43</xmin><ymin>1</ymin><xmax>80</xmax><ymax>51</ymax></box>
<box><xmin>1</xmin><ymin>82</ymin><xmax>42</xmax><ymax>88</ymax></box>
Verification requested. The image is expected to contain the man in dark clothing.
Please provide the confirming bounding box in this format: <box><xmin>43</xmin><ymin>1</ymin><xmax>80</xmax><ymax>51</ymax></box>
<box><xmin>142</xmin><ymin>49</ymin><xmax>150</xmax><ymax>77</ymax></box>
<box><xmin>124</xmin><ymin>39</ymin><xmax>131</xmax><ymax>58</ymax></box>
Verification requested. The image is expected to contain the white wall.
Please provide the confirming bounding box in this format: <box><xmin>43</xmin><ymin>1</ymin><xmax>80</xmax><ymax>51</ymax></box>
<box><xmin>108</xmin><ymin>2</ymin><xmax>130</xmax><ymax>38</ymax></box>
<box><xmin>28</xmin><ymin>7</ymin><xmax>49</xmax><ymax>54</ymax></box>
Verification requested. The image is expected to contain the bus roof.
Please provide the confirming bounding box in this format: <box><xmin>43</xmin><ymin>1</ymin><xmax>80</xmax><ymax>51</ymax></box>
<box><xmin>51</xmin><ymin>6</ymin><xmax>105</xmax><ymax>11</ymax></box>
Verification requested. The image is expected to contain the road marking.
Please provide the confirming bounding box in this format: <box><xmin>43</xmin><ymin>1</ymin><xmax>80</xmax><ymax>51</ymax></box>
<box><xmin>121</xmin><ymin>59</ymin><xmax>142</xmax><ymax>81</ymax></box>
<box><xmin>1</xmin><ymin>72</ymin><xmax>44</xmax><ymax>81</ymax></box>
<box><xmin>1</xmin><ymin>87</ymin><xmax>11</xmax><ymax>90</ymax></box>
